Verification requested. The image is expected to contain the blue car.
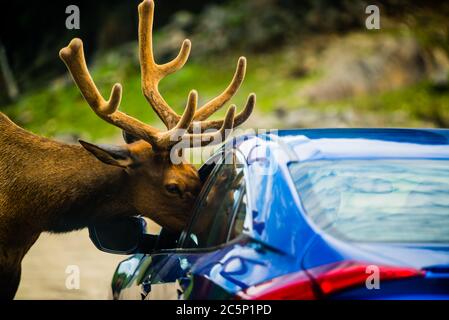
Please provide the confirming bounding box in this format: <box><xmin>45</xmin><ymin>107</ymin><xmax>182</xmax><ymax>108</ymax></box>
<box><xmin>89</xmin><ymin>128</ymin><xmax>449</xmax><ymax>300</ymax></box>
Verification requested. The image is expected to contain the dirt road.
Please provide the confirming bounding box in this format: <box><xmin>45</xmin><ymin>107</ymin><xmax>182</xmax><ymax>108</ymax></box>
<box><xmin>15</xmin><ymin>230</ymin><xmax>127</xmax><ymax>300</ymax></box>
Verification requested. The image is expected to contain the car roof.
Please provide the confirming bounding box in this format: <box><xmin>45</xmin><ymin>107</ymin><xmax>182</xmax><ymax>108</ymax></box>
<box><xmin>269</xmin><ymin>128</ymin><xmax>449</xmax><ymax>162</ymax></box>
<box><xmin>228</xmin><ymin>128</ymin><xmax>449</xmax><ymax>258</ymax></box>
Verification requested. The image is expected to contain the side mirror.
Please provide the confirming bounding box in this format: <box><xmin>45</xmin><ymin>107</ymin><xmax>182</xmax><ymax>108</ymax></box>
<box><xmin>88</xmin><ymin>216</ymin><xmax>157</xmax><ymax>255</ymax></box>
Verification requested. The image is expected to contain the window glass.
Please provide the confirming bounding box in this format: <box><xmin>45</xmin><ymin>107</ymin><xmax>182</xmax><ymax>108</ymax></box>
<box><xmin>184</xmin><ymin>154</ymin><xmax>246</xmax><ymax>248</ymax></box>
<box><xmin>289</xmin><ymin>159</ymin><xmax>449</xmax><ymax>243</ymax></box>
<box><xmin>227</xmin><ymin>193</ymin><xmax>247</xmax><ymax>241</ymax></box>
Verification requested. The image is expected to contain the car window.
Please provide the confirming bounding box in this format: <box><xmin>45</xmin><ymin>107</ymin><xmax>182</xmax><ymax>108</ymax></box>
<box><xmin>183</xmin><ymin>153</ymin><xmax>246</xmax><ymax>249</ymax></box>
<box><xmin>289</xmin><ymin>159</ymin><xmax>449</xmax><ymax>243</ymax></box>
<box><xmin>227</xmin><ymin>192</ymin><xmax>247</xmax><ymax>242</ymax></box>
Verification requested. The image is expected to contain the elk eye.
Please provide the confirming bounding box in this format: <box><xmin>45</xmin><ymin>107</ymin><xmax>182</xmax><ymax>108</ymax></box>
<box><xmin>165</xmin><ymin>183</ymin><xmax>181</xmax><ymax>195</ymax></box>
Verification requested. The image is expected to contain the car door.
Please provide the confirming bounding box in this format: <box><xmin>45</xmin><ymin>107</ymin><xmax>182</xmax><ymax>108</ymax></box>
<box><xmin>123</xmin><ymin>150</ymin><xmax>249</xmax><ymax>300</ymax></box>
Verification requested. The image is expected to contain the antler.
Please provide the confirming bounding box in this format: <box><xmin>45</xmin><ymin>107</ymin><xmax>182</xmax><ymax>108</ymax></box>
<box><xmin>60</xmin><ymin>0</ymin><xmax>254</xmax><ymax>151</ymax></box>
<box><xmin>59</xmin><ymin>39</ymin><xmax>233</xmax><ymax>150</ymax></box>
<box><xmin>138</xmin><ymin>0</ymin><xmax>255</xmax><ymax>132</ymax></box>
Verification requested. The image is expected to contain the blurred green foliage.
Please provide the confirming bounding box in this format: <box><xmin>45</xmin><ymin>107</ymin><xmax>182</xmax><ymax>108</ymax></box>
<box><xmin>5</xmin><ymin>46</ymin><xmax>449</xmax><ymax>141</ymax></box>
<box><xmin>2</xmin><ymin>0</ymin><xmax>449</xmax><ymax>141</ymax></box>
<box><xmin>2</xmin><ymin>50</ymin><xmax>315</xmax><ymax>140</ymax></box>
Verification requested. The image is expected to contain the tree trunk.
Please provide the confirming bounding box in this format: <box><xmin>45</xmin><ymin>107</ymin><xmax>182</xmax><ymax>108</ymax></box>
<box><xmin>0</xmin><ymin>41</ymin><xmax>19</xmax><ymax>105</ymax></box>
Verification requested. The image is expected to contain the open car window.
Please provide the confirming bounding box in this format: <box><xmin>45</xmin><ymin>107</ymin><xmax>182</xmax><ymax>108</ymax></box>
<box><xmin>182</xmin><ymin>152</ymin><xmax>247</xmax><ymax>249</ymax></box>
<box><xmin>227</xmin><ymin>192</ymin><xmax>248</xmax><ymax>242</ymax></box>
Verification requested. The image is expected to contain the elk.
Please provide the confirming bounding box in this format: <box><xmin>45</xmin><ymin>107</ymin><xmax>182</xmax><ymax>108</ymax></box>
<box><xmin>0</xmin><ymin>0</ymin><xmax>255</xmax><ymax>299</ymax></box>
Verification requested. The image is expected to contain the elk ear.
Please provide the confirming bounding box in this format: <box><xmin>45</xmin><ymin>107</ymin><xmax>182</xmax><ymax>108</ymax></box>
<box><xmin>79</xmin><ymin>140</ymin><xmax>134</xmax><ymax>168</ymax></box>
<box><xmin>122</xmin><ymin>130</ymin><xmax>141</xmax><ymax>144</ymax></box>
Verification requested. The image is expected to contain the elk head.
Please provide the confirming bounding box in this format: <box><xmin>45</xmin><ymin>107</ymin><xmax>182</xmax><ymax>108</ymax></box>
<box><xmin>58</xmin><ymin>0</ymin><xmax>255</xmax><ymax>231</ymax></box>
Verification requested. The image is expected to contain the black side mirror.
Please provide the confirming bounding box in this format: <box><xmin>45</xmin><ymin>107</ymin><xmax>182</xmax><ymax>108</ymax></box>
<box><xmin>88</xmin><ymin>216</ymin><xmax>157</xmax><ymax>255</ymax></box>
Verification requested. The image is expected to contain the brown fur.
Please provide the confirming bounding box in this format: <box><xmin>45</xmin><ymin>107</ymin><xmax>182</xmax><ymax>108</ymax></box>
<box><xmin>0</xmin><ymin>112</ymin><xmax>201</xmax><ymax>299</ymax></box>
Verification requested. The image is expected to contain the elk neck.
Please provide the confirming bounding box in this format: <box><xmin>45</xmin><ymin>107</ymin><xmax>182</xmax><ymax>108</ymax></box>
<box><xmin>0</xmin><ymin>113</ymin><xmax>136</xmax><ymax>235</ymax></box>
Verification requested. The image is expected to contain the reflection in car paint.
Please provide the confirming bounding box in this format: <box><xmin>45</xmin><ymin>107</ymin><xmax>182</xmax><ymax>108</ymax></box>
<box><xmin>109</xmin><ymin>129</ymin><xmax>449</xmax><ymax>300</ymax></box>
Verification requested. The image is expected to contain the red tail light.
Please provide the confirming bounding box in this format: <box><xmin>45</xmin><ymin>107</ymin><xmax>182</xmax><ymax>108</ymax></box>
<box><xmin>237</xmin><ymin>261</ymin><xmax>425</xmax><ymax>300</ymax></box>
<box><xmin>310</xmin><ymin>261</ymin><xmax>425</xmax><ymax>296</ymax></box>
<box><xmin>237</xmin><ymin>270</ymin><xmax>317</xmax><ymax>300</ymax></box>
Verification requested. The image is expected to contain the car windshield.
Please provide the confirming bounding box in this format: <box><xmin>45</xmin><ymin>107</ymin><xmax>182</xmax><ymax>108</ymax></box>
<box><xmin>289</xmin><ymin>159</ymin><xmax>449</xmax><ymax>243</ymax></box>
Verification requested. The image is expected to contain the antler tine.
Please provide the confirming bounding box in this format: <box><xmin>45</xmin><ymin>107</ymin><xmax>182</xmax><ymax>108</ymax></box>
<box><xmin>59</xmin><ymin>38</ymin><xmax>196</xmax><ymax>150</ymax></box>
<box><xmin>155</xmin><ymin>90</ymin><xmax>197</xmax><ymax>150</ymax></box>
<box><xmin>138</xmin><ymin>0</ymin><xmax>156</xmax><ymax>67</ymax></box>
<box><xmin>159</xmin><ymin>39</ymin><xmax>192</xmax><ymax>75</ymax></box>
<box><xmin>59</xmin><ymin>39</ymin><xmax>121</xmax><ymax>116</ymax></box>
<box><xmin>193</xmin><ymin>57</ymin><xmax>247</xmax><ymax>122</ymax></box>
<box><xmin>138</xmin><ymin>0</ymin><xmax>190</xmax><ymax>129</ymax></box>
<box><xmin>193</xmin><ymin>93</ymin><xmax>256</xmax><ymax>131</ymax></box>
<box><xmin>183</xmin><ymin>105</ymin><xmax>236</xmax><ymax>147</ymax></box>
